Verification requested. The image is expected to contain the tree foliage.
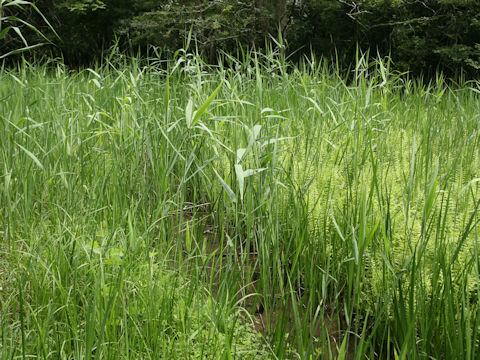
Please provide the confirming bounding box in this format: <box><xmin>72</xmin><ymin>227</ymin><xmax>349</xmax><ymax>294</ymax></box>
<box><xmin>352</xmin><ymin>0</ymin><xmax>480</xmax><ymax>75</ymax></box>
<box><xmin>3</xmin><ymin>0</ymin><xmax>479</xmax><ymax>78</ymax></box>
<box><xmin>119</xmin><ymin>0</ymin><xmax>260</xmax><ymax>61</ymax></box>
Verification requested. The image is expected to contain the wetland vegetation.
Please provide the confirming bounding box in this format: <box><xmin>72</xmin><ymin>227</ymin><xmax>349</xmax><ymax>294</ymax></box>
<box><xmin>1</xmin><ymin>48</ymin><xmax>480</xmax><ymax>358</ymax></box>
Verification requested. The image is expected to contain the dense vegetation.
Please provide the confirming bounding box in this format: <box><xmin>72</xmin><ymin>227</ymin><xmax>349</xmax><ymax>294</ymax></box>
<box><xmin>1</xmin><ymin>0</ymin><xmax>480</xmax><ymax>77</ymax></box>
<box><xmin>1</xmin><ymin>49</ymin><xmax>479</xmax><ymax>358</ymax></box>
<box><xmin>1</xmin><ymin>1</ymin><xmax>480</xmax><ymax>358</ymax></box>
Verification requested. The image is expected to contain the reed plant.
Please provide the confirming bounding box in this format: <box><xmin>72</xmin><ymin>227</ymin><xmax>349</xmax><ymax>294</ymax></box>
<box><xmin>1</xmin><ymin>47</ymin><xmax>479</xmax><ymax>359</ymax></box>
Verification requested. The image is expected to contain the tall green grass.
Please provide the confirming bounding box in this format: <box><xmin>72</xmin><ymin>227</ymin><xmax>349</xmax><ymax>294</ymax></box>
<box><xmin>1</xmin><ymin>49</ymin><xmax>479</xmax><ymax>359</ymax></box>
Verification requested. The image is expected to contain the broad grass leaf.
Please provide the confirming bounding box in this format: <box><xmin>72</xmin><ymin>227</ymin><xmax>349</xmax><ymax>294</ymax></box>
<box><xmin>185</xmin><ymin>98</ymin><xmax>193</xmax><ymax>127</ymax></box>
<box><xmin>213</xmin><ymin>169</ymin><xmax>236</xmax><ymax>203</ymax></box>
<box><xmin>191</xmin><ymin>81</ymin><xmax>223</xmax><ymax>127</ymax></box>
<box><xmin>16</xmin><ymin>143</ymin><xmax>43</xmax><ymax>170</ymax></box>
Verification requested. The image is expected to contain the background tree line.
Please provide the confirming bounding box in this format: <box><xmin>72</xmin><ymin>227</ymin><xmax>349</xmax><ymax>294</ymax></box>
<box><xmin>2</xmin><ymin>0</ymin><xmax>479</xmax><ymax>78</ymax></box>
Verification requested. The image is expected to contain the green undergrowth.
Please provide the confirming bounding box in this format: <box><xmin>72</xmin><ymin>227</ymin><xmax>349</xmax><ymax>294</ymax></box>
<box><xmin>1</xmin><ymin>50</ymin><xmax>480</xmax><ymax>359</ymax></box>
<box><xmin>0</xmin><ymin>229</ymin><xmax>268</xmax><ymax>359</ymax></box>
